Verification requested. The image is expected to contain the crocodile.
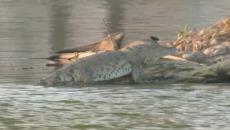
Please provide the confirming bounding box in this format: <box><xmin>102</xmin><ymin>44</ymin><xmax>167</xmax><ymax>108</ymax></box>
<box><xmin>39</xmin><ymin>18</ymin><xmax>230</xmax><ymax>86</ymax></box>
<box><xmin>40</xmin><ymin>39</ymin><xmax>172</xmax><ymax>86</ymax></box>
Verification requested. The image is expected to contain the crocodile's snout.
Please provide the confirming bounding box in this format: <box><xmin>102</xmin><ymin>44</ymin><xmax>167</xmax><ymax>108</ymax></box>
<box><xmin>39</xmin><ymin>76</ymin><xmax>56</xmax><ymax>86</ymax></box>
<box><xmin>39</xmin><ymin>72</ymin><xmax>64</xmax><ymax>86</ymax></box>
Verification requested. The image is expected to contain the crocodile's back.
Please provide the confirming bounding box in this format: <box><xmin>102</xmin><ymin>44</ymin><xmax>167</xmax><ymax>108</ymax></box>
<box><xmin>40</xmin><ymin>51</ymin><xmax>132</xmax><ymax>86</ymax></box>
<box><xmin>72</xmin><ymin>51</ymin><xmax>132</xmax><ymax>82</ymax></box>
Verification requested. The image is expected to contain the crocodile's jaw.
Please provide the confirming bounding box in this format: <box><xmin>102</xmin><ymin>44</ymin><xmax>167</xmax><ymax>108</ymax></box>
<box><xmin>39</xmin><ymin>67</ymin><xmax>81</xmax><ymax>86</ymax></box>
<box><xmin>39</xmin><ymin>74</ymin><xmax>58</xmax><ymax>86</ymax></box>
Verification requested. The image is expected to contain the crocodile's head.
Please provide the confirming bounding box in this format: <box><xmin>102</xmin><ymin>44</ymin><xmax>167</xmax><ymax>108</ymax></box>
<box><xmin>39</xmin><ymin>68</ymin><xmax>82</xmax><ymax>87</ymax></box>
<box><xmin>39</xmin><ymin>74</ymin><xmax>60</xmax><ymax>86</ymax></box>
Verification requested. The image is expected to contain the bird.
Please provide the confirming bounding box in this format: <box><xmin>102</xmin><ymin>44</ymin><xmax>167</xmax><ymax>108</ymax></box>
<box><xmin>150</xmin><ymin>35</ymin><xmax>160</xmax><ymax>42</ymax></box>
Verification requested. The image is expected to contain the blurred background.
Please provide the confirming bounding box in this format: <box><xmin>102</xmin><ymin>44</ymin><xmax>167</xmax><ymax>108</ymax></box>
<box><xmin>0</xmin><ymin>0</ymin><xmax>229</xmax><ymax>84</ymax></box>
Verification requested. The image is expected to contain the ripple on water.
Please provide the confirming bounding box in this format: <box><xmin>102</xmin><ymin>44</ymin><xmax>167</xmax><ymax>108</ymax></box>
<box><xmin>0</xmin><ymin>84</ymin><xmax>230</xmax><ymax>129</ymax></box>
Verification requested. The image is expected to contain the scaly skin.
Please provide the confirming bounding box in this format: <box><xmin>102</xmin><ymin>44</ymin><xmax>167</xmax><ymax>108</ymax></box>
<box><xmin>40</xmin><ymin>40</ymin><xmax>171</xmax><ymax>86</ymax></box>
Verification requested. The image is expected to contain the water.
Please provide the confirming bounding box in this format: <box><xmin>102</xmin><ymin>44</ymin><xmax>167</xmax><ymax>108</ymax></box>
<box><xmin>1</xmin><ymin>84</ymin><xmax>230</xmax><ymax>130</ymax></box>
<box><xmin>0</xmin><ymin>0</ymin><xmax>230</xmax><ymax>129</ymax></box>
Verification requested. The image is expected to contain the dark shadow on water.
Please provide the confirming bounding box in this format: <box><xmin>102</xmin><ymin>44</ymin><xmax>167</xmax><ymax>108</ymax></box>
<box><xmin>49</xmin><ymin>0</ymin><xmax>71</xmax><ymax>52</ymax></box>
<box><xmin>104</xmin><ymin>0</ymin><xmax>124</xmax><ymax>34</ymax></box>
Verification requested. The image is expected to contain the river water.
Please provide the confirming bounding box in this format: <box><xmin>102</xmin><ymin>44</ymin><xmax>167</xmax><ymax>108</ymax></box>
<box><xmin>0</xmin><ymin>0</ymin><xmax>229</xmax><ymax>129</ymax></box>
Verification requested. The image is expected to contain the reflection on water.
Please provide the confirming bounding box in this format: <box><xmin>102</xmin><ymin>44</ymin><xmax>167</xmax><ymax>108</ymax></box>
<box><xmin>50</xmin><ymin>0</ymin><xmax>70</xmax><ymax>51</ymax></box>
<box><xmin>104</xmin><ymin>0</ymin><xmax>124</xmax><ymax>33</ymax></box>
<box><xmin>0</xmin><ymin>0</ymin><xmax>230</xmax><ymax>129</ymax></box>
